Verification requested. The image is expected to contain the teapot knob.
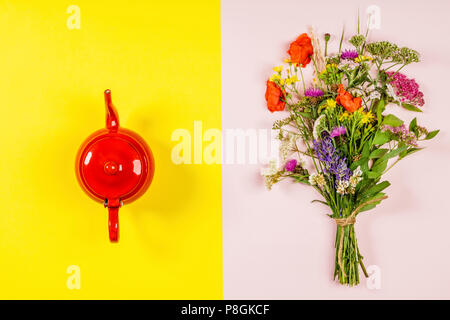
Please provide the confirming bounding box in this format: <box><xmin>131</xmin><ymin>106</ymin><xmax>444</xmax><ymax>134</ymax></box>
<box><xmin>104</xmin><ymin>161</ymin><xmax>119</xmax><ymax>175</ymax></box>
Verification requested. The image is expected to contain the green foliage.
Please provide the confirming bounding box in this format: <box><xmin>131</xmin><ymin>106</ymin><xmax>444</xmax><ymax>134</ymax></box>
<box><xmin>379</xmin><ymin>145</ymin><xmax>408</xmax><ymax>162</ymax></box>
<box><xmin>375</xmin><ymin>98</ymin><xmax>385</xmax><ymax>123</ymax></box>
<box><xmin>401</xmin><ymin>103</ymin><xmax>422</xmax><ymax>112</ymax></box>
<box><xmin>382</xmin><ymin>114</ymin><xmax>403</xmax><ymax>127</ymax></box>
<box><xmin>319</xmin><ymin>64</ymin><xmax>343</xmax><ymax>85</ymax></box>
<box><xmin>357</xmin><ymin>193</ymin><xmax>386</xmax><ymax>213</ymax></box>
<box><xmin>366</xmin><ymin>41</ymin><xmax>419</xmax><ymax>64</ymax></box>
<box><xmin>349</xmin><ymin>35</ymin><xmax>366</xmax><ymax>48</ymax></box>
<box><xmin>409</xmin><ymin>117</ymin><xmax>417</xmax><ymax>133</ymax></box>
<box><xmin>372</xmin><ymin>130</ymin><xmax>391</xmax><ymax>145</ymax></box>
<box><xmin>358</xmin><ymin>181</ymin><xmax>390</xmax><ymax>201</ymax></box>
<box><xmin>399</xmin><ymin>147</ymin><xmax>423</xmax><ymax>159</ymax></box>
<box><xmin>369</xmin><ymin>148</ymin><xmax>388</xmax><ymax>159</ymax></box>
<box><xmin>425</xmin><ymin>130</ymin><xmax>439</xmax><ymax>140</ymax></box>
<box><xmin>366</xmin><ymin>41</ymin><xmax>399</xmax><ymax>60</ymax></box>
<box><xmin>367</xmin><ymin>159</ymin><xmax>388</xmax><ymax>179</ymax></box>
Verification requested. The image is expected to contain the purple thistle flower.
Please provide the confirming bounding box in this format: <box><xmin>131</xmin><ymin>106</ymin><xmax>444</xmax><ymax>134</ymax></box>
<box><xmin>285</xmin><ymin>159</ymin><xmax>297</xmax><ymax>172</ymax></box>
<box><xmin>313</xmin><ymin>137</ymin><xmax>352</xmax><ymax>182</ymax></box>
<box><xmin>341</xmin><ymin>49</ymin><xmax>359</xmax><ymax>60</ymax></box>
<box><xmin>386</xmin><ymin>72</ymin><xmax>424</xmax><ymax>107</ymax></box>
<box><xmin>304</xmin><ymin>87</ymin><xmax>324</xmax><ymax>97</ymax></box>
<box><xmin>330</xmin><ymin>126</ymin><xmax>347</xmax><ymax>138</ymax></box>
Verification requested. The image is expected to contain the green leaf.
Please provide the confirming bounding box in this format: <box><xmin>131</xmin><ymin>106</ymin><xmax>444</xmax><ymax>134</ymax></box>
<box><xmin>366</xmin><ymin>172</ymin><xmax>378</xmax><ymax>179</ymax></box>
<box><xmin>401</xmin><ymin>103</ymin><xmax>422</xmax><ymax>112</ymax></box>
<box><xmin>359</xmin><ymin>181</ymin><xmax>390</xmax><ymax>200</ymax></box>
<box><xmin>367</xmin><ymin>159</ymin><xmax>388</xmax><ymax>179</ymax></box>
<box><xmin>298</xmin><ymin>111</ymin><xmax>313</xmax><ymax>119</ymax></box>
<box><xmin>376</xmin><ymin>98</ymin><xmax>385</xmax><ymax>123</ymax></box>
<box><xmin>311</xmin><ymin>200</ymin><xmax>329</xmax><ymax>206</ymax></box>
<box><xmin>399</xmin><ymin>147</ymin><xmax>423</xmax><ymax>159</ymax></box>
<box><xmin>356</xmin><ymin>178</ymin><xmax>373</xmax><ymax>194</ymax></box>
<box><xmin>350</xmin><ymin>144</ymin><xmax>371</xmax><ymax>173</ymax></box>
<box><xmin>358</xmin><ymin>203</ymin><xmax>377</xmax><ymax>213</ymax></box>
<box><xmin>425</xmin><ymin>129</ymin><xmax>439</xmax><ymax>140</ymax></box>
<box><xmin>292</xmin><ymin>176</ymin><xmax>309</xmax><ymax>185</ymax></box>
<box><xmin>382</xmin><ymin>114</ymin><xmax>404</xmax><ymax>127</ymax></box>
<box><xmin>357</xmin><ymin>193</ymin><xmax>386</xmax><ymax>213</ymax></box>
<box><xmin>369</xmin><ymin>148</ymin><xmax>388</xmax><ymax>159</ymax></box>
<box><xmin>361</xmin><ymin>143</ymin><xmax>370</xmax><ymax>158</ymax></box>
<box><xmin>379</xmin><ymin>145</ymin><xmax>408</xmax><ymax>162</ymax></box>
<box><xmin>372</xmin><ymin>130</ymin><xmax>391</xmax><ymax>145</ymax></box>
<box><xmin>350</xmin><ymin>157</ymin><xmax>368</xmax><ymax>172</ymax></box>
<box><xmin>409</xmin><ymin>117</ymin><xmax>417</xmax><ymax>133</ymax></box>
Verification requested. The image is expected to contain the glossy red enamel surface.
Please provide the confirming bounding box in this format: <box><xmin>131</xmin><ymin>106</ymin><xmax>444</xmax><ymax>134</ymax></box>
<box><xmin>78</xmin><ymin>132</ymin><xmax>150</xmax><ymax>201</ymax></box>
<box><xmin>75</xmin><ymin>90</ymin><xmax>154</xmax><ymax>242</ymax></box>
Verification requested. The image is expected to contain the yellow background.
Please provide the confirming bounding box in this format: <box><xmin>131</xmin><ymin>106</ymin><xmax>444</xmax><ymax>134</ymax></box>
<box><xmin>0</xmin><ymin>0</ymin><xmax>221</xmax><ymax>298</ymax></box>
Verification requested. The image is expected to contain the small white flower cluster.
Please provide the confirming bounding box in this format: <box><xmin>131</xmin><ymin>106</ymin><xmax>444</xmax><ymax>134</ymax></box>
<box><xmin>336</xmin><ymin>179</ymin><xmax>350</xmax><ymax>194</ymax></box>
<box><xmin>349</xmin><ymin>166</ymin><xmax>363</xmax><ymax>187</ymax></box>
<box><xmin>386</xmin><ymin>83</ymin><xmax>401</xmax><ymax>102</ymax></box>
<box><xmin>261</xmin><ymin>159</ymin><xmax>278</xmax><ymax>176</ymax></box>
<box><xmin>261</xmin><ymin>159</ymin><xmax>279</xmax><ymax>190</ymax></box>
<box><xmin>279</xmin><ymin>132</ymin><xmax>297</xmax><ymax>162</ymax></box>
<box><xmin>336</xmin><ymin>166</ymin><xmax>363</xmax><ymax>195</ymax></box>
<box><xmin>313</xmin><ymin>114</ymin><xmax>327</xmax><ymax>140</ymax></box>
<box><xmin>308</xmin><ymin>173</ymin><xmax>326</xmax><ymax>187</ymax></box>
<box><xmin>367</xmin><ymin>90</ymin><xmax>381</xmax><ymax>101</ymax></box>
<box><xmin>348</xmin><ymin>87</ymin><xmax>361</xmax><ymax>97</ymax></box>
<box><xmin>355</xmin><ymin>82</ymin><xmax>381</xmax><ymax>101</ymax></box>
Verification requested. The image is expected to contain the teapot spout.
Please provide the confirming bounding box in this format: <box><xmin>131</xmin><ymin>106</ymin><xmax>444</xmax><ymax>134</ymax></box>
<box><xmin>104</xmin><ymin>89</ymin><xmax>119</xmax><ymax>131</ymax></box>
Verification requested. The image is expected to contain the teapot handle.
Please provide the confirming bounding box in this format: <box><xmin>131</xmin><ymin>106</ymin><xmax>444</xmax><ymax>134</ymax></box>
<box><xmin>106</xmin><ymin>198</ymin><xmax>120</xmax><ymax>242</ymax></box>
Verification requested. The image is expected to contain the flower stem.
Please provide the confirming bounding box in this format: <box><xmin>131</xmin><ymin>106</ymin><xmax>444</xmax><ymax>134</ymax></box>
<box><xmin>298</xmin><ymin>65</ymin><xmax>306</xmax><ymax>92</ymax></box>
<box><xmin>358</xmin><ymin>256</ymin><xmax>369</xmax><ymax>278</ymax></box>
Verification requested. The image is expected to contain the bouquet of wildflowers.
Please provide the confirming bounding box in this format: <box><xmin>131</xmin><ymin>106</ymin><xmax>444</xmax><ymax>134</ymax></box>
<box><xmin>262</xmin><ymin>25</ymin><xmax>439</xmax><ymax>286</ymax></box>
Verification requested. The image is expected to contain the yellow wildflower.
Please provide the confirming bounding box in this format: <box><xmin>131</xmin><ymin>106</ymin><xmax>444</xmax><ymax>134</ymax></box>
<box><xmin>354</xmin><ymin>107</ymin><xmax>364</xmax><ymax>115</ymax></box>
<box><xmin>326</xmin><ymin>99</ymin><xmax>336</xmax><ymax>109</ymax></box>
<box><xmin>270</xmin><ymin>74</ymin><xmax>281</xmax><ymax>82</ymax></box>
<box><xmin>361</xmin><ymin>111</ymin><xmax>375</xmax><ymax>124</ymax></box>
<box><xmin>269</xmin><ymin>75</ymin><xmax>285</xmax><ymax>86</ymax></box>
<box><xmin>354</xmin><ymin>55</ymin><xmax>373</xmax><ymax>63</ymax></box>
<box><xmin>273</xmin><ymin>65</ymin><xmax>283</xmax><ymax>73</ymax></box>
<box><xmin>284</xmin><ymin>58</ymin><xmax>291</xmax><ymax>63</ymax></box>
<box><xmin>326</xmin><ymin>63</ymin><xmax>338</xmax><ymax>69</ymax></box>
<box><xmin>339</xmin><ymin>112</ymin><xmax>350</xmax><ymax>121</ymax></box>
<box><xmin>285</xmin><ymin>75</ymin><xmax>299</xmax><ymax>85</ymax></box>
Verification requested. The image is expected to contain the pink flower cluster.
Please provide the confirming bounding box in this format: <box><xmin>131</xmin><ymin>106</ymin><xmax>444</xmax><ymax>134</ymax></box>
<box><xmin>330</xmin><ymin>126</ymin><xmax>347</xmax><ymax>138</ymax></box>
<box><xmin>381</xmin><ymin>124</ymin><xmax>418</xmax><ymax>147</ymax></box>
<box><xmin>386</xmin><ymin>72</ymin><xmax>424</xmax><ymax>107</ymax></box>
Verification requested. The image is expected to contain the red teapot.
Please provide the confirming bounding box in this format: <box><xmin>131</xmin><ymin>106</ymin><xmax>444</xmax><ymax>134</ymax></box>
<box><xmin>75</xmin><ymin>90</ymin><xmax>155</xmax><ymax>242</ymax></box>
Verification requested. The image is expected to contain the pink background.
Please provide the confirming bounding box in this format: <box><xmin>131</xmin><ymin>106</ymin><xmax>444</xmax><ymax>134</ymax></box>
<box><xmin>222</xmin><ymin>0</ymin><xmax>450</xmax><ymax>298</ymax></box>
